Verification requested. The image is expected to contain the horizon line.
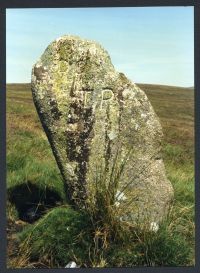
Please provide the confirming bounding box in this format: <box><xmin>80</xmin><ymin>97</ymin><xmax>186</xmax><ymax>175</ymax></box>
<box><xmin>6</xmin><ymin>82</ymin><xmax>194</xmax><ymax>89</ymax></box>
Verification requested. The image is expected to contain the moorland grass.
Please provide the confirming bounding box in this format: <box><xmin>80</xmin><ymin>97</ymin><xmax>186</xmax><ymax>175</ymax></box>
<box><xmin>6</xmin><ymin>83</ymin><xmax>195</xmax><ymax>267</ymax></box>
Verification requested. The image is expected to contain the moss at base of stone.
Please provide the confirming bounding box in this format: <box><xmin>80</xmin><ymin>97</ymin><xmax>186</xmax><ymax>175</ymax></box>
<box><xmin>18</xmin><ymin>206</ymin><xmax>92</xmax><ymax>267</ymax></box>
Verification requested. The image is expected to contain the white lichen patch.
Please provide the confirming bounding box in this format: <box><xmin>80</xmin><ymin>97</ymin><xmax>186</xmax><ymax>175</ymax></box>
<box><xmin>141</xmin><ymin>113</ymin><xmax>147</xmax><ymax>119</ymax></box>
<box><xmin>150</xmin><ymin>222</ymin><xmax>159</xmax><ymax>232</ymax></box>
<box><xmin>116</xmin><ymin>190</ymin><xmax>127</xmax><ymax>201</ymax></box>
<box><xmin>135</xmin><ymin>124</ymin><xmax>139</xmax><ymax>131</ymax></box>
<box><xmin>65</xmin><ymin>163</ymin><xmax>76</xmax><ymax>177</ymax></box>
<box><xmin>108</xmin><ymin>131</ymin><xmax>117</xmax><ymax>140</ymax></box>
<box><xmin>122</xmin><ymin>89</ymin><xmax>135</xmax><ymax>99</ymax></box>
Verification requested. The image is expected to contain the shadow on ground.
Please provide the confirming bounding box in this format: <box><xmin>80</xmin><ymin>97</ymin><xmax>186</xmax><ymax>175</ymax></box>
<box><xmin>8</xmin><ymin>181</ymin><xmax>63</xmax><ymax>223</ymax></box>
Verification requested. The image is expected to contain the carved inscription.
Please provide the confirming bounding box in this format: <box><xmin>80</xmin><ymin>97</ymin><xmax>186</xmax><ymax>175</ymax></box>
<box><xmin>66</xmin><ymin>88</ymin><xmax>114</xmax><ymax>110</ymax></box>
<box><xmin>100</xmin><ymin>89</ymin><xmax>114</xmax><ymax>110</ymax></box>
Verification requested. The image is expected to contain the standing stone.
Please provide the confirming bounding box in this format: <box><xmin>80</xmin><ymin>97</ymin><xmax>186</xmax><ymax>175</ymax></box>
<box><xmin>31</xmin><ymin>35</ymin><xmax>173</xmax><ymax>225</ymax></box>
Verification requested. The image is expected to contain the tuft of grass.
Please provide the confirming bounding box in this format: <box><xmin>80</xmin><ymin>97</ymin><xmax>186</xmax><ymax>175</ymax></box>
<box><xmin>17</xmin><ymin>206</ymin><xmax>92</xmax><ymax>268</ymax></box>
<box><xmin>107</xmin><ymin>221</ymin><xmax>192</xmax><ymax>267</ymax></box>
<box><xmin>86</xmin><ymin>149</ymin><xmax>129</xmax><ymax>222</ymax></box>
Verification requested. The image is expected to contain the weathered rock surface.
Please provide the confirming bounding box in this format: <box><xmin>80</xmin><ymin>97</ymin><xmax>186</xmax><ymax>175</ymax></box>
<box><xmin>31</xmin><ymin>35</ymin><xmax>173</xmax><ymax>225</ymax></box>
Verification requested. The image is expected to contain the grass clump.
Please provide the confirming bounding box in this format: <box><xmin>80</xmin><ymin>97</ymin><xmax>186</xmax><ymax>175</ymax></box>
<box><xmin>107</xmin><ymin>219</ymin><xmax>191</xmax><ymax>267</ymax></box>
<box><xmin>18</xmin><ymin>206</ymin><xmax>92</xmax><ymax>268</ymax></box>
<box><xmin>86</xmin><ymin>149</ymin><xmax>129</xmax><ymax>231</ymax></box>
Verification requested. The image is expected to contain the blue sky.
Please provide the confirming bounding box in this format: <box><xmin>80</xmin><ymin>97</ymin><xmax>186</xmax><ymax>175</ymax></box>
<box><xmin>6</xmin><ymin>7</ymin><xmax>194</xmax><ymax>87</ymax></box>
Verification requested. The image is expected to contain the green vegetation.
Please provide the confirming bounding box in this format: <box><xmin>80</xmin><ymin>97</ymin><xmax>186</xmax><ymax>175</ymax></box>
<box><xmin>6</xmin><ymin>83</ymin><xmax>194</xmax><ymax>268</ymax></box>
<box><xmin>7</xmin><ymin>84</ymin><xmax>66</xmax><ymax>216</ymax></box>
<box><xmin>18</xmin><ymin>206</ymin><xmax>92</xmax><ymax>267</ymax></box>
